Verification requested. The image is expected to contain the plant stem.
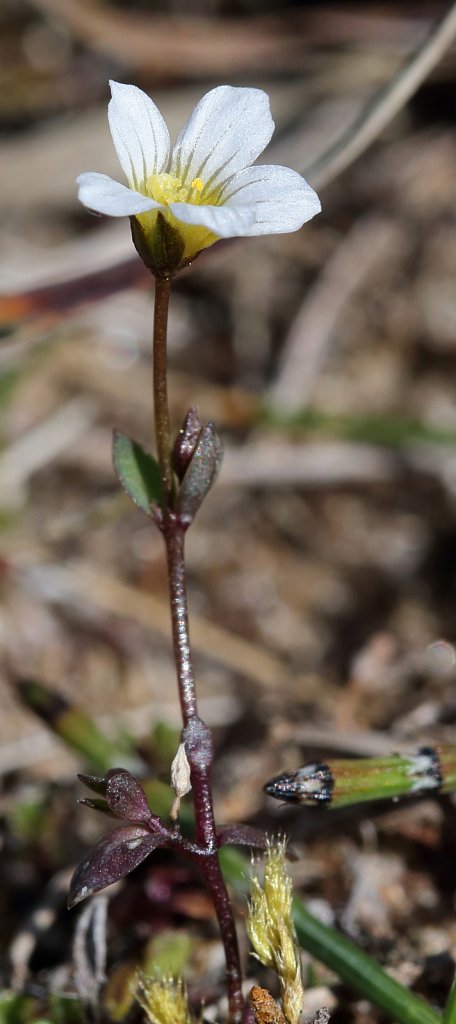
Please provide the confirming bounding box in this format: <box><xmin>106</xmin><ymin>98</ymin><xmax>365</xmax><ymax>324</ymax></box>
<box><xmin>153</xmin><ymin>277</ymin><xmax>173</xmax><ymax>498</ymax></box>
<box><xmin>152</xmin><ymin>277</ymin><xmax>244</xmax><ymax>1024</ymax></box>
<box><xmin>164</xmin><ymin>521</ymin><xmax>197</xmax><ymax>723</ymax></box>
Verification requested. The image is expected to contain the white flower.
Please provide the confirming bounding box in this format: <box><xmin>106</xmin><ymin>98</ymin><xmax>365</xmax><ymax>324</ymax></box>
<box><xmin>78</xmin><ymin>81</ymin><xmax>321</xmax><ymax>275</ymax></box>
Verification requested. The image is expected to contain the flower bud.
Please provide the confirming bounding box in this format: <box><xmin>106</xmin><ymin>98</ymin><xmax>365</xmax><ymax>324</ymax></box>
<box><xmin>177</xmin><ymin>421</ymin><xmax>223</xmax><ymax>525</ymax></box>
<box><xmin>172</xmin><ymin>408</ymin><xmax>204</xmax><ymax>481</ymax></box>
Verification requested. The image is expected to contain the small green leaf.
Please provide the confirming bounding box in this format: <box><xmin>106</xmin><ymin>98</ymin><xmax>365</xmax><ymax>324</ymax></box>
<box><xmin>113</xmin><ymin>432</ymin><xmax>163</xmax><ymax>515</ymax></box>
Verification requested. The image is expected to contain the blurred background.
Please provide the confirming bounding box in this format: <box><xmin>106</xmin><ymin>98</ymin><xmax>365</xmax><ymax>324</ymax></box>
<box><xmin>1</xmin><ymin>0</ymin><xmax>456</xmax><ymax>1018</ymax></box>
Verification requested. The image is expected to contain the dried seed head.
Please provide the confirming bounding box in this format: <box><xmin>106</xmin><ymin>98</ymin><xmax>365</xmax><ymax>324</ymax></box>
<box><xmin>136</xmin><ymin>975</ymin><xmax>192</xmax><ymax>1024</ymax></box>
<box><xmin>247</xmin><ymin>839</ymin><xmax>304</xmax><ymax>1024</ymax></box>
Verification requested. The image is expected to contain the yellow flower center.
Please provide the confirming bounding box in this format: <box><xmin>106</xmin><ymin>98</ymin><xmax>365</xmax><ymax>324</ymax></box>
<box><xmin>145</xmin><ymin>172</ymin><xmax>208</xmax><ymax>206</ymax></box>
<box><xmin>136</xmin><ymin>171</ymin><xmax>221</xmax><ymax>269</ymax></box>
<box><xmin>145</xmin><ymin>172</ymin><xmax>188</xmax><ymax>205</ymax></box>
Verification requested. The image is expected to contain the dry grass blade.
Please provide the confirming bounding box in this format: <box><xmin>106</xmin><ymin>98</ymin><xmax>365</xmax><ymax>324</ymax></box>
<box><xmin>306</xmin><ymin>1</ymin><xmax>456</xmax><ymax>187</ymax></box>
<box><xmin>26</xmin><ymin>0</ymin><xmax>306</xmax><ymax>74</ymax></box>
<box><xmin>269</xmin><ymin>217</ymin><xmax>403</xmax><ymax>412</ymax></box>
<box><xmin>222</xmin><ymin>440</ymin><xmax>397</xmax><ymax>488</ymax></box>
<box><xmin>73</xmin><ymin>895</ymin><xmax>108</xmax><ymax>1013</ymax></box>
<box><xmin>0</xmin><ymin>398</ymin><xmax>97</xmax><ymax>508</ymax></box>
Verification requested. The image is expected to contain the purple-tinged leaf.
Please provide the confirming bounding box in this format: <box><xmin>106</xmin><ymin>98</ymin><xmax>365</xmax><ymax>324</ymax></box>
<box><xmin>78</xmin><ymin>798</ymin><xmax>116</xmax><ymax>818</ymax></box>
<box><xmin>78</xmin><ymin>774</ymin><xmax>107</xmax><ymax>797</ymax></box>
<box><xmin>68</xmin><ymin>825</ymin><xmax>163</xmax><ymax>908</ymax></box>
<box><xmin>217</xmin><ymin>825</ymin><xmax>268</xmax><ymax>849</ymax></box>
<box><xmin>105</xmin><ymin>769</ymin><xmax>157</xmax><ymax>824</ymax></box>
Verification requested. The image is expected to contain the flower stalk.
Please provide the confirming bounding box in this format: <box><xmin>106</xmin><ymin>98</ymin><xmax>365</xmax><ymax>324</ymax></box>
<box><xmin>152</xmin><ymin>281</ymin><xmax>244</xmax><ymax>1023</ymax></box>
<box><xmin>152</xmin><ymin>277</ymin><xmax>173</xmax><ymax>499</ymax></box>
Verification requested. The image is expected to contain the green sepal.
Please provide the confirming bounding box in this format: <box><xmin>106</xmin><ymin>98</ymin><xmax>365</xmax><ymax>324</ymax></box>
<box><xmin>130</xmin><ymin>212</ymin><xmax>185</xmax><ymax>279</ymax></box>
<box><xmin>113</xmin><ymin>431</ymin><xmax>163</xmax><ymax>516</ymax></box>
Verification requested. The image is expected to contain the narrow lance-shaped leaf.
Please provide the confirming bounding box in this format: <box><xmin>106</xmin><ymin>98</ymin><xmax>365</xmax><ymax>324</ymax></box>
<box><xmin>78</xmin><ymin>798</ymin><xmax>116</xmax><ymax>818</ymax></box>
<box><xmin>68</xmin><ymin>825</ymin><xmax>163</xmax><ymax>908</ymax></box>
<box><xmin>217</xmin><ymin>824</ymin><xmax>268</xmax><ymax>849</ymax></box>
<box><xmin>292</xmin><ymin>897</ymin><xmax>440</xmax><ymax>1024</ymax></box>
<box><xmin>78</xmin><ymin>774</ymin><xmax>107</xmax><ymax>797</ymax></box>
<box><xmin>113</xmin><ymin>431</ymin><xmax>163</xmax><ymax>515</ymax></box>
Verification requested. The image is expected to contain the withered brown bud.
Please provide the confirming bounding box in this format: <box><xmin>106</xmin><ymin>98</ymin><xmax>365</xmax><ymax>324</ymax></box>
<box><xmin>249</xmin><ymin>987</ymin><xmax>286</xmax><ymax>1024</ymax></box>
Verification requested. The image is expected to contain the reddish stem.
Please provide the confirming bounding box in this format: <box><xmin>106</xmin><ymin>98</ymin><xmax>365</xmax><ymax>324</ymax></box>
<box><xmin>152</xmin><ymin>277</ymin><xmax>244</xmax><ymax>1024</ymax></box>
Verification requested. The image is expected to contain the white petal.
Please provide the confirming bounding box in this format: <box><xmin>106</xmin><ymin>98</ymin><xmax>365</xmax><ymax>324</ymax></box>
<box><xmin>108</xmin><ymin>81</ymin><xmax>170</xmax><ymax>189</ymax></box>
<box><xmin>77</xmin><ymin>172</ymin><xmax>159</xmax><ymax>217</ymax></box>
<box><xmin>169</xmin><ymin>200</ymin><xmax>255</xmax><ymax>238</ymax></box>
<box><xmin>222</xmin><ymin>164</ymin><xmax>321</xmax><ymax>234</ymax></box>
<box><xmin>171</xmin><ymin>86</ymin><xmax>274</xmax><ymax>195</ymax></box>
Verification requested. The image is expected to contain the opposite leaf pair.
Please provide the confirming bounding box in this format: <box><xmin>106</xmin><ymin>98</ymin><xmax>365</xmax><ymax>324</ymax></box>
<box><xmin>69</xmin><ymin>768</ymin><xmax>267</xmax><ymax>908</ymax></box>
<box><xmin>113</xmin><ymin>407</ymin><xmax>222</xmax><ymax>526</ymax></box>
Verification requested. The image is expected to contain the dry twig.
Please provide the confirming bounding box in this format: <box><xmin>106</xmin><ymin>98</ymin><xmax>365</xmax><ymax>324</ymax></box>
<box><xmin>306</xmin><ymin>1</ymin><xmax>456</xmax><ymax>188</ymax></box>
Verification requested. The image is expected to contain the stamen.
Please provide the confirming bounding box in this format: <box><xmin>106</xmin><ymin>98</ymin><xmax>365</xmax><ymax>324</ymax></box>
<box><xmin>145</xmin><ymin>172</ymin><xmax>188</xmax><ymax>205</ymax></box>
<box><xmin>190</xmin><ymin>177</ymin><xmax>204</xmax><ymax>192</ymax></box>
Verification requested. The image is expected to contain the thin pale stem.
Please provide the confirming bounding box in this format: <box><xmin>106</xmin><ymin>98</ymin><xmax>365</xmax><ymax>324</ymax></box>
<box><xmin>164</xmin><ymin>520</ymin><xmax>197</xmax><ymax>724</ymax></box>
<box><xmin>152</xmin><ymin>279</ymin><xmax>244</xmax><ymax>1024</ymax></box>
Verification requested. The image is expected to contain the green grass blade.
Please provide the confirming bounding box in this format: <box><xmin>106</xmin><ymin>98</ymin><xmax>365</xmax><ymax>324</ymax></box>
<box><xmin>17</xmin><ymin>679</ymin><xmax>138</xmax><ymax>775</ymax></box>
<box><xmin>262</xmin><ymin>405</ymin><xmax>456</xmax><ymax>447</ymax></box>
<box><xmin>443</xmin><ymin>971</ymin><xmax>456</xmax><ymax>1024</ymax></box>
<box><xmin>293</xmin><ymin>899</ymin><xmax>441</xmax><ymax>1024</ymax></box>
<box><xmin>218</xmin><ymin>850</ymin><xmax>440</xmax><ymax>1024</ymax></box>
